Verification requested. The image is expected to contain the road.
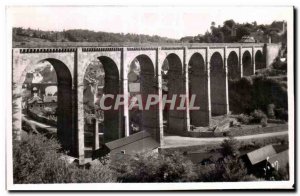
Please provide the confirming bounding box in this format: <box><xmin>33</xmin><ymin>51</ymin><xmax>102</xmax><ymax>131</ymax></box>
<box><xmin>163</xmin><ymin>130</ymin><xmax>289</xmax><ymax>148</ymax></box>
<box><xmin>22</xmin><ymin>114</ymin><xmax>56</xmax><ymax>133</ymax></box>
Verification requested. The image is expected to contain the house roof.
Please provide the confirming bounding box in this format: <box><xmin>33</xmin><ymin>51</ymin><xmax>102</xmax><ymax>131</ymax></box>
<box><xmin>268</xmin><ymin>150</ymin><xmax>289</xmax><ymax>169</ymax></box>
<box><xmin>239</xmin><ymin>36</ymin><xmax>256</xmax><ymax>43</ymax></box>
<box><xmin>105</xmin><ymin>131</ymin><xmax>159</xmax><ymax>152</ymax></box>
<box><xmin>27</xmin><ymin>96</ymin><xmax>43</xmax><ymax>104</ymax></box>
<box><xmin>246</xmin><ymin>145</ymin><xmax>277</xmax><ymax>165</ymax></box>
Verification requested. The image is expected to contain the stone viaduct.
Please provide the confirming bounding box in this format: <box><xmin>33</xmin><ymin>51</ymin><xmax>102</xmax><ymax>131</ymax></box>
<box><xmin>12</xmin><ymin>43</ymin><xmax>281</xmax><ymax>164</ymax></box>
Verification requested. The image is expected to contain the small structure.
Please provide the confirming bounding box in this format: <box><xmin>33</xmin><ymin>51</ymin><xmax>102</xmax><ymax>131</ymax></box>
<box><xmin>27</xmin><ymin>95</ymin><xmax>44</xmax><ymax>108</ymax></box>
<box><xmin>241</xmin><ymin>145</ymin><xmax>289</xmax><ymax>178</ymax></box>
<box><xmin>268</xmin><ymin>150</ymin><xmax>289</xmax><ymax>171</ymax></box>
<box><xmin>240</xmin><ymin>145</ymin><xmax>277</xmax><ymax>177</ymax></box>
<box><xmin>239</xmin><ymin>36</ymin><xmax>256</xmax><ymax>43</ymax></box>
<box><xmin>245</xmin><ymin>145</ymin><xmax>277</xmax><ymax>165</ymax></box>
<box><xmin>104</xmin><ymin>130</ymin><xmax>159</xmax><ymax>159</ymax></box>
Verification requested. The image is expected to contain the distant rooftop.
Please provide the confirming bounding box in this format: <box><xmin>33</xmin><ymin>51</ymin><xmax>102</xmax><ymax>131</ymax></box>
<box><xmin>268</xmin><ymin>150</ymin><xmax>289</xmax><ymax>169</ymax></box>
<box><xmin>246</xmin><ymin>145</ymin><xmax>277</xmax><ymax>165</ymax></box>
<box><xmin>105</xmin><ymin>130</ymin><xmax>159</xmax><ymax>155</ymax></box>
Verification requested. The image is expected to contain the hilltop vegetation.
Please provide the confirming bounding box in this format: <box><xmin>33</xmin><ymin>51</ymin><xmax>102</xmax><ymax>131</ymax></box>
<box><xmin>13</xmin><ymin>28</ymin><xmax>178</xmax><ymax>43</ymax></box>
<box><xmin>13</xmin><ymin>20</ymin><xmax>286</xmax><ymax>45</ymax></box>
<box><xmin>180</xmin><ymin>20</ymin><xmax>287</xmax><ymax>44</ymax></box>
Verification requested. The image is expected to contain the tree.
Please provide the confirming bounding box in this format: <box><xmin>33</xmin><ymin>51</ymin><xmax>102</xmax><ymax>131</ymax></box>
<box><xmin>236</xmin><ymin>26</ymin><xmax>251</xmax><ymax>40</ymax></box>
<box><xmin>112</xmin><ymin>152</ymin><xmax>198</xmax><ymax>182</ymax></box>
<box><xmin>220</xmin><ymin>136</ymin><xmax>240</xmax><ymax>157</ymax></box>
<box><xmin>224</xmin><ymin>20</ymin><xmax>236</xmax><ymax>29</ymax></box>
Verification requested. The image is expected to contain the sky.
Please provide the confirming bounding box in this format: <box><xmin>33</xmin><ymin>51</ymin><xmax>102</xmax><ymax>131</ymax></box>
<box><xmin>7</xmin><ymin>6</ymin><xmax>291</xmax><ymax>39</ymax></box>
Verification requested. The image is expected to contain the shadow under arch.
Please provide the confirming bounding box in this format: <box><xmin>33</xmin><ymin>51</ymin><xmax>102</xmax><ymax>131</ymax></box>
<box><xmin>188</xmin><ymin>53</ymin><xmax>209</xmax><ymax>127</ymax></box>
<box><xmin>162</xmin><ymin>53</ymin><xmax>185</xmax><ymax>135</ymax></box>
<box><xmin>83</xmin><ymin>56</ymin><xmax>120</xmax><ymax>152</ymax></box>
<box><xmin>21</xmin><ymin>58</ymin><xmax>74</xmax><ymax>154</ymax></box>
<box><xmin>242</xmin><ymin>51</ymin><xmax>253</xmax><ymax>76</ymax></box>
<box><xmin>128</xmin><ymin>54</ymin><xmax>158</xmax><ymax>137</ymax></box>
<box><xmin>99</xmin><ymin>56</ymin><xmax>120</xmax><ymax>142</ymax></box>
<box><xmin>227</xmin><ymin>51</ymin><xmax>240</xmax><ymax>80</ymax></box>
<box><xmin>255</xmin><ymin>50</ymin><xmax>266</xmax><ymax>70</ymax></box>
<box><xmin>210</xmin><ymin>52</ymin><xmax>227</xmax><ymax>116</ymax></box>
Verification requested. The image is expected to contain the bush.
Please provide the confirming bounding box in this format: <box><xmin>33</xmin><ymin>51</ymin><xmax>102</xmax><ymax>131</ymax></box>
<box><xmin>256</xmin><ymin>67</ymin><xmax>286</xmax><ymax>77</ymax></box>
<box><xmin>267</xmin><ymin>104</ymin><xmax>276</xmax><ymax>118</ymax></box>
<box><xmin>270</xmin><ymin>166</ymin><xmax>289</xmax><ymax>181</ymax></box>
<box><xmin>272</xmin><ymin>57</ymin><xmax>287</xmax><ymax>72</ymax></box>
<box><xmin>13</xmin><ymin>133</ymin><xmax>68</xmax><ymax>183</ymax></box>
<box><xmin>236</xmin><ymin>110</ymin><xmax>268</xmax><ymax>126</ymax></box>
<box><xmin>229</xmin><ymin>77</ymin><xmax>254</xmax><ymax>114</ymax></box>
<box><xmin>250</xmin><ymin>109</ymin><xmax>268</xmax><ymax>125</ymax></box>
<box><xmin>13</xmin><ymin>134</ymin><xmax>115</xmax><ymax>183</ymax></box>
<box><xmin>260</xmin><ymin>118</ymin><xmax>268</xmax><ymax>127</ymax></box>
<box><xmin>220</xmin><ymin>137</ymin><xmax>240</xmax><ymax>157</ymax></box>
<box><xmin>67</xmin><ymin>160</ymin><xmax>116</xmax><ymax>183</ymax></box>
<box><xmin>111</xmin><ymin>152</ymin><xmax>198</xmax><ymax>182</ymax></box>
<box><xmin>229</xmin><ymin>75</ymin><xmax>288</xmax><ymax>116</ymax></box>
<box><xmin>197</xmin><ymin>163</ymin><xmax>223</xmax><ymax>182</ymax></box>
<box><xmin>275</xmin><ymin>108</ymin><xmax>288</xmax><ymax>121</ymax></box>
<box><xmin>237</xmin><ymin>114</ymin><xmax>253</xmax><ymax>124</ymax></box>
<box><xmin>197</xmin><ymin>157</ymin><xmax>258</xmax><ymax>182</ymax></box>
<box><xmin>220</xmin><ymin>157</ymin><xmax>250</xmax><ymax>181</ymax></box>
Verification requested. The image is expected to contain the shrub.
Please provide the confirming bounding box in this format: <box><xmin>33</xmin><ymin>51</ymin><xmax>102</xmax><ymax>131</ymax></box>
<box><xmin>237</xmin><ymin>114</ymin><xmax>252</xmax><ymax>124</ymax></box>
<box><xmin>67</xmin><ymin>160</ymin><xmax>116</xmax><ymax>183</ymax></box>
<box><xmin>261</xmin><ymin>118</ymin><xmax>268</xmax><ymax>127</ymax></box>
<box><xmin>257</xmin><ymin>67</ymin><xmax>286</xmax><ymax>77</ymax></box>
<box><xmin>197</xmin><ymin>163</ymin><xmax>223</xmax><ymax>182</ymax></box>
<box><xmin>272</xmin><ymin>57</ymin><xmax>287</xmax><ymax>72</ymax></box>
<box><xmin>197</xmin><ymin>157</ymin><xmax>257</xmax><ymax>182</ymax></box>
<box><xmin>229</xmin><ymin>75</ymin><xmax>288</xmax><ymax>115</ymax></box>
<box><xmin>275</xmin><ymin>108</ymin><xmax>288</xmax><ymax>121</ymax></box>
<box><xmin>270</xmin><ymin>166</ymin><xmax>289</xmax><ymax>181</ymax></box>
<box><xmin>250</xmin><ymin>109</ymin><xmax>268</xmax><ymax>125</ymax></box>
<box><xmin>236</xmin><ymin>110</ymin><xmax>268</xmax><ymax>126</ymax></box>
<box><xmin>13</xmin><ymin>133</ymin><xmax>115</xmax><ymax>183</ymax></box>
<box><xmin>267</xmin><ymin>104</ymin><xmax>275</xmax><ymax>118</ymax></box>
<box><xmin>229</xmin><ymin>77</ymin><xmax>254</xmax><ymax>114</ymax></box>
<box><xmin>251</xmin><ymin>77</ymin><xmax>287</xmax><ymax>112</ymax></box>
<box><xmin>111</xmin><ymin>152</ymin><xmax>198</xmax><ymax>182</ymax></box>
<box><xmin>221</xmin><ymin>157</ymin><xmax>249</xmax><ymax>181</ymax></box>
<box><xmin>13</xmin><ymin>133</ymin><xmax>68</xmax><ymax>183</ymax></box>
<box><xmin>220</xmin><ymin>137</ymin><xmax>240</xmax><ymax>157</ymax></box>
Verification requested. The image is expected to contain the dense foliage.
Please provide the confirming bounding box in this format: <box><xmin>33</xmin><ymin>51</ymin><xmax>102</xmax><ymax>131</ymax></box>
<box><xmin>197</xmin><ymin>156</ymin><xmax>257</xmax><ymax>182</ymax></box>
<box><xmin>180</xmin><ymin>20</ymin><xmax>287</xmax><ymax>44</ymax></box>
<box><xmin>111</xmin><ymin>152</ymin><xmax>198</xmax><ymax>182</ymax></box>
<box><xmin>229</xmin><ymin>74</ymin><xmax>288</xmax><ymax>121</ymax></box>
<box><xmin>13</xmin><ymin>134</ymin><xmax>115</xmax><ymax>183</ymax></box>
<box><xmin>220</xmin><ymin>137</ymin><xmax>240</xmax><ymax>157</ymax></box>
<box><xmin>13</xmin><ymin>133</ymin><xmax>288</xmax><ymax>183</ymax></box>
<box><xmin>13</xmin><ymin>28</ymin><xmax>177</xmax><ymax>43</ymax></box>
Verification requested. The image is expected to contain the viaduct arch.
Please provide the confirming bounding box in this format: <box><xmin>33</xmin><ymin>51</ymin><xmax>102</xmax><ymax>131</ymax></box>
<box><xmin>227</xmin><ymin>51</ymin><xmax>239</xmax><ymax>80</ymax></box>
<box><xmin>188</xmin><ymin>53</ymin><xmax>210</xmax><ymax>127</ymax></box>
